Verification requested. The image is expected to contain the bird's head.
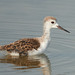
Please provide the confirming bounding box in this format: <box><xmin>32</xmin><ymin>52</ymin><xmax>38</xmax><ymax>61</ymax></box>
<box><xmin>44</xmin><ymin>16</ymin><xmax>70</xmax><ymax>33</ymax></box>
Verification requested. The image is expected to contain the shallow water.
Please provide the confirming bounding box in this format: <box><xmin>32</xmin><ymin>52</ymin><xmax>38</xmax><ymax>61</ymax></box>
<box><xmin>0</xmin><ymin>0</ymin><xmax>75</xmax><ymax>75</ymax></box>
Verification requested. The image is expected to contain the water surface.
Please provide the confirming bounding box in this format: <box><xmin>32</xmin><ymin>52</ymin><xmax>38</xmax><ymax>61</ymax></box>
<box><xmin>0</xmin><ymin>0</ymin><xmax>75</xmax><ymax>75</ymax></box>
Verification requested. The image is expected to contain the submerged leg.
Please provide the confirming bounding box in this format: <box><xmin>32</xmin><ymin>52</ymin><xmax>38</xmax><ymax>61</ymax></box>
<box><xmin>19</xmin><ymin>51</ymin><xmax>28</xmax><ymax>56</ymax></box>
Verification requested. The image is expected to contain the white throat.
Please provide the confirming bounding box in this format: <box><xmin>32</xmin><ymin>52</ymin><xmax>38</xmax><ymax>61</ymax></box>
<box><xmin>42</xmin><ymin>22</ymin><xmax>51</xmax><ymax>41</ymax></box>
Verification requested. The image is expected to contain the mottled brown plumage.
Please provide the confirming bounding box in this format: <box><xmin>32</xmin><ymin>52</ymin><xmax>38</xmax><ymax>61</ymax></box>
<box><xmin>0</xmin><ymin>38</ymin><xmax>40</xmax><ymax>55</ymax></box>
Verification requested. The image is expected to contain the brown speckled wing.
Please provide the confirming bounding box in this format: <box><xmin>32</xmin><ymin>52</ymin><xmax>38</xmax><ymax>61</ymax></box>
<box><xmin>2</xmin><ymin>38</ymin><xmax>40</xmax><ymax>55</ymax></box>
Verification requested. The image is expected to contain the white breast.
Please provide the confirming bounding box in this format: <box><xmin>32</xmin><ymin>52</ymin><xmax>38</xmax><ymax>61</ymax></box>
<box><xmin>28</xmin><ymin>39</ymin><xmax>50</xmax><ymax>56</ymax></box>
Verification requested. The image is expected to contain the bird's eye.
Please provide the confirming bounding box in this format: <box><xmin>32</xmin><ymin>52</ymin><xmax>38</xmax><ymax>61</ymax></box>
<box><xmin>51</xmin><ymin>21</ymin><xmax>54</xmax><ymax>24</ymax></box>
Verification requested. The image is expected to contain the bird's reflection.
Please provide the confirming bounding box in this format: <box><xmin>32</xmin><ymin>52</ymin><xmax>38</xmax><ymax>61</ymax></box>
<box><xmin>0</xmin><ymin>54</ymin><xmax>51</xmax><ymax>75</ymax></box>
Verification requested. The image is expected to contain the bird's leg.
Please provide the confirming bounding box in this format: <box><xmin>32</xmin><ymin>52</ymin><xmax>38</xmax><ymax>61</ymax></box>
<box><xmin>19</xmin><ymin>51</ymin><xmax>28</xmax><ymax>56</ymax></box>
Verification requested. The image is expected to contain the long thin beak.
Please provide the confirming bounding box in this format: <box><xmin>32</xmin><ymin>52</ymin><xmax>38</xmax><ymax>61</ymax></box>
<box><xmin>57</xmin><ymin>25</ymin><xmax>70</xmax><ymax>33</ymax></box>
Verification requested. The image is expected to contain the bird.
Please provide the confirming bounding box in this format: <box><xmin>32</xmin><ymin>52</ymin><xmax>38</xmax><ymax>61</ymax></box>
<box><xmin>0</xmin><ymin>16</ymin><xmax>70</xmax><ymax>56</ymax></box>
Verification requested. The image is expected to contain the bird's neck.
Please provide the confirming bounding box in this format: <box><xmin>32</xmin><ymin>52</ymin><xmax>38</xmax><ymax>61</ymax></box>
<box><xmin>42</xmin><ymin>23</ymin><xmax>51</xmax><ymax>41</ymax></box>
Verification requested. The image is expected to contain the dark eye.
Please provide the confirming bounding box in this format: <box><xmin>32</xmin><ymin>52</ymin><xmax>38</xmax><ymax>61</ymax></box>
<box><xmin>51</xmin><ymin>21</ymin><xmax>54</xmax><ymax>24</ymax></box>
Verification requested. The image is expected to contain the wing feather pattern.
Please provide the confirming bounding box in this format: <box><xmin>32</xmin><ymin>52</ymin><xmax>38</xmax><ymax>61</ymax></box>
<box><xmin>1</xmin><ymin>38</ymin><xmax>40</xmax><ymax>55</ymax></box>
